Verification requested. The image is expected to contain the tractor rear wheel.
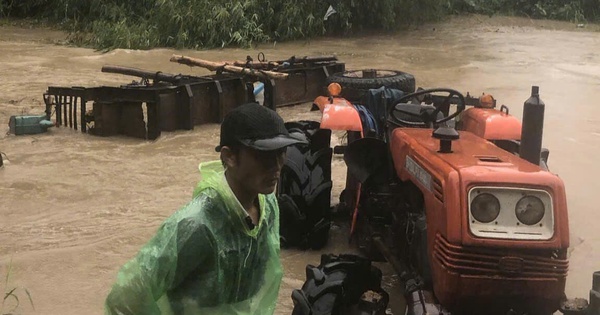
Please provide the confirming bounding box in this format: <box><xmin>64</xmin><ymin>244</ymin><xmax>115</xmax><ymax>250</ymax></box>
<box><xmin>326</xmin><ymin>69</ymin><xmax>416</xmax><ymax>103</ymax></box>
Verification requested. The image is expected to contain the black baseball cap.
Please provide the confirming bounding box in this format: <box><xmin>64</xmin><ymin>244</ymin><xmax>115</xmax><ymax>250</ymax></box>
<box><xmin>215</xmin><ymin>102</ymin><xmax>308</xmax><ymax>152</ymax></box>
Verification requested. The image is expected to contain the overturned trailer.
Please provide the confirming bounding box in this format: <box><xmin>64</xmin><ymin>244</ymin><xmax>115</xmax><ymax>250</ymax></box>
<box><xmin>43</xmin><ymin>54</ymin><xmax>345</xmax><ymax>140</ymax></box>
<box><xmin>44</xmin><ymin>73</ymin><xmax>249</xmax><ymax>140</ymax></box>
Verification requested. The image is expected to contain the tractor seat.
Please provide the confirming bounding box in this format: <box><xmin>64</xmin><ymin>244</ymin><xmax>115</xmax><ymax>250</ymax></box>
<box><xmin>391</xmin><ymin>103</ymin><xmax>443</xmax><ymax>124</ymax></box>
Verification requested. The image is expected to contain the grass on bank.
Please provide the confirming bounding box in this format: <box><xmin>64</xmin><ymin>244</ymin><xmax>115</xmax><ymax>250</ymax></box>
<box><xmin>0</xmin><ymin>0</ymin><xmax>599</xmax><ymax>50</ymax></box>
<box><xmin>1</xmin><ymin>259</ymin><xmax>34</xmax><ymax>315</ymax></box>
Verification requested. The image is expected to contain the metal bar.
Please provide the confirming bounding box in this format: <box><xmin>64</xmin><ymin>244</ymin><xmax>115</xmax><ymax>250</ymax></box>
<box><xmin>73</xmin><ymin>97</ymin><xmax>78</xmax><ymax>131</ymax></box>
<box><xmin>428</xmin><ymin>94</ymin><xmax>483</xmax><ymax>107</ymax></box>
<box><xmin>69</xmin><ymin>96</ymin><xmax>73</xmax><ymax>128</ymax></box>
<box><xmin>263</xmin><ymin>79</ymin><xmax>275</xmax><ymax>110</ymax></box>
<box><xmin>277</xmin><ymin>55</ymin><xmax>338</xmax><ymax>65</ymax></box>
<box><xmin>47</xmin><ymin>86</ymin><xmax>89</xmax><ymax>98</ymax></box>
<box><xmin>146</xmin><ymin>102</ymin><xmax>160</xmax><ymax>140</ymax></box>
<box><xmin>214</xmin><ymin>80</ymin><xmax>224</xmax><ymax>122</ymax></box>
<box><xmin>81</xmin><ymin>97</ymin><xmax>87</xmax><ymax>133</ymax></box>
<box><xmin>101</xmin><ymin>65</ymin><xmax>208</xmax><ymax>85</ymax></box>
<box><xmin>62</xmin><ymin>96</ymin><xmax>68</xmax><ymax>126</ymax></box>
<box><xmin>322</xmin><ymin>65</ymin><xmax>330</xmax><ymax>78</ymax></box>
<box><xmin>372</xmin><ymin>237</ymin><xmax>409</xmax><ymax>280</ymax></box>
<box><xmin>56</xmin><ymin>95</ymin><xmax>62</xmax><ymax>126</ymax></box>
<box><xmin>183</xmin><ymin>84</ymin><xmax>193</xmax><ymax>130</ymax></box>
<box><xmin>43</xmin><ymin>93</ymin><xmax>52</xmax><ymax>119</ymax></box>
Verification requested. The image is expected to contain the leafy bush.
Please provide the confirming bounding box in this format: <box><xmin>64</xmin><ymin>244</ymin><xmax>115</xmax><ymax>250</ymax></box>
<box><xmin>447</xmin><ymin>0</ymin><xmax>600</xmax><ymax>22</ymax></box>
<box><xmin>1</xmin><ymin>0</ymin><xmax>599</xmax><ymax>50</ymax></box>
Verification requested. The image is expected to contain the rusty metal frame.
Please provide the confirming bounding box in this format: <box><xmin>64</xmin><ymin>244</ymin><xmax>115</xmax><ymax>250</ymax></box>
<box><xmin>43</xmin><ymin>58</ymin><xmax>345</xmax><ymax>140</ymax></box>
<box><xmin>261</xmin><ymin>62</ymin><xmax>345</xmax><ymax>108</ymax></box>
<box><xmin>44</xmin><ymin>74</ymin><xmax>250</xmax><ymax>140</ymax></box>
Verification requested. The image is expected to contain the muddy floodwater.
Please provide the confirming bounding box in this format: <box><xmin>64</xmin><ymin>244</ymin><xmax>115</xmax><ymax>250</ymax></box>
<box><xmin>1</xmin><ymin>15</ymin><xmax>600</xmax><ymax>315</ymax></box>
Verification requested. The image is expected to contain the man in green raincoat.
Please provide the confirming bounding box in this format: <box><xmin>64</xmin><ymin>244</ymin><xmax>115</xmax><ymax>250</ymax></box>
<box><xmin>104</xmin><ymin>103</ymin><xmax>307</xmax><ymax>315</ymax></box>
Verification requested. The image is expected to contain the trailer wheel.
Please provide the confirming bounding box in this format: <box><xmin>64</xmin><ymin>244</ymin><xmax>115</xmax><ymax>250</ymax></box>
<box><xmin>326</xmin><ymin>69</ymin><xmax>416</xmax><ymax>103</ymax></box>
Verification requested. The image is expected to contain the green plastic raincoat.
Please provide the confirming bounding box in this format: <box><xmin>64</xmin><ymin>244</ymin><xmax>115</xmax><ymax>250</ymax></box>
<box><xmin>104</xmin><ymin>161</ymin><xmax>283</xmax><ymax>315</ymax></box>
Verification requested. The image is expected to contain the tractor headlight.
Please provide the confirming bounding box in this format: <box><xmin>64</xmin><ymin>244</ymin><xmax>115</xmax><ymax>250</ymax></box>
<box><xmin>468</xmin><ymin>186</ymin><xmax>554</xmax><ymax>240</ymax></box>
<box><xmin>515</xmin><ymin>195</ymin><xmax>545</xmax><ymax>225</ymax></box>
<box><xmin>471</xmin><ymin>193</ymin><xmax>501</xmax><ymax>223</ymax></box>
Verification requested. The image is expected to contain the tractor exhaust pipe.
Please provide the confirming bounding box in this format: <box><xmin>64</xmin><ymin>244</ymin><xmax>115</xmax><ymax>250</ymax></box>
<box><xmin>519</xmin><ymin>86</ymin><xmax>545</xmax><ymax>166</ymax></box>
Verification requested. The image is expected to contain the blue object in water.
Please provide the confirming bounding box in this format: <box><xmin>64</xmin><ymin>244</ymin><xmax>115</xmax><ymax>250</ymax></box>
<box><xmin>8</xmin><ymin>115</ymin><xmax>54</xmax><ymax>135</ymax></box>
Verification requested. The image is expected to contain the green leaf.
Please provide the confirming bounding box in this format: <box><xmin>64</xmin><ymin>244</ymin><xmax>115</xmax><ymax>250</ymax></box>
<box><xmin>24</xmin><ymin>288</ymin><xmax>35</xmax><ymax>310</ymax></box>
<box><xmin>3</xmin><ymin>288</ymin><xmax>20</xmax><ymax>312</ymax></box>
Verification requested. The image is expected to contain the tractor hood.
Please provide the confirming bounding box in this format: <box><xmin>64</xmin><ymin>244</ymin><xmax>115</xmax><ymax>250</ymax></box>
<box><xmin>389</xmin><ymin>128</ymin><xmax>569</xmax><ymax>249</ymax></box>
<box><xmin>390</xmin><ymin>128</ymin><xmax>558</xmax><ymax>185</ymax></box>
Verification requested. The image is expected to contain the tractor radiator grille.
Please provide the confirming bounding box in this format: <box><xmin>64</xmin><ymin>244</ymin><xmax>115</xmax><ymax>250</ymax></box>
<box><xmin>432</xmin><ymin>178</ymin><xmax>443</xmax><ymax>203</ymax></box>
<box><xmin>433</xmin><ymin>234</ymin><xmax>568</xmax><ymax>279</ymax></box>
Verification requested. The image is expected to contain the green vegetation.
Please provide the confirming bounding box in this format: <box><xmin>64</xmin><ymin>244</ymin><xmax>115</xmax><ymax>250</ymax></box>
<box><xmin>0</xmin><ymin>0</ymin><xmax>599</xmax><ymax>50</ymax></box>
<box><xmin>1</xmin><ymin>259</ymin><xmax>34</xmax><ymax>315</ymax></box>
<box><xmin>448</xmin><ymin>0</ymin><xmax>599</xmax><ymax>22</ymax></box>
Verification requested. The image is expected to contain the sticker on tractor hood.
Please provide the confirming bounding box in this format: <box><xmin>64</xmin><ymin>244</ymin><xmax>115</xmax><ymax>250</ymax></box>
<box><xmin>405</xmin><ymin>156</ymin><xmax>432</xmax><ymax>191</ymax></box>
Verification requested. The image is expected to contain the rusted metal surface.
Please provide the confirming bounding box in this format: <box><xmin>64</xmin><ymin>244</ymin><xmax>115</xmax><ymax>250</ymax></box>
<box><xmin>433</xmin><ymin>233</ymin><xmax>568</xmax><ymax>278</ymax></box>
<box><xmin>263</xmin><ymin>63</ymin><xmax>345</xmax><ymax>108</ymax></box>
<box><xmin>44</xmin><ymin>55</ymin><xmax>343</xmax><ymax>140</ymax></box>
<box><xmin>44</xmin><ymin>73</ymin><xmax>250</xmax><ymax>140</ymax></box>
<box><xmin>431</xmin><ymin>234</ymin><xmax>567</xmax><ymax>314</ymax></box>
<box><xmin>46</xmin><ymin>85</ymin><xmax>167</xmax><ymax>139</ymax></box>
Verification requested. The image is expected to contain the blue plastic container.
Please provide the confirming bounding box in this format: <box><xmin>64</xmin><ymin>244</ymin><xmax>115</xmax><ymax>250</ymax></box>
<box><xmin>8</xmin><ymin>115</ymin><xmax>54</xmax><ymax>135</ymax></box>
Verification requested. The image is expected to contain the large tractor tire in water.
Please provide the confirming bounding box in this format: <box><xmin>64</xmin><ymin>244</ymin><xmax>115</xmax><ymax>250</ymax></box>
<box><xmin>277</xmin><ymin>121</ymin><xmax>333</xmax><ymax>250</ymax></box>
<box><xmin>326</xmin><ymin>69</ymin><xmax>415</xmax><ymax>103</ymax></box>
<box><xmin>291</xmin><ymin>254</ymin><xmax>389</xmax><ymax>315</ymax></box>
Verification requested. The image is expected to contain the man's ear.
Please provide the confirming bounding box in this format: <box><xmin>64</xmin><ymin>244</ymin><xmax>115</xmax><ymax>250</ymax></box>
<box><xmin>220</xmin><ymin>146</ymin><xmax>237</xmax><ymax>169</ymax></box>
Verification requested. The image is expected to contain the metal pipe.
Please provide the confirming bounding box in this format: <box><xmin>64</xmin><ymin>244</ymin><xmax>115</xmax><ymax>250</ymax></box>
<box><xmin>62</xmin><ymin>95</ymin><xmax>68</xmax><ymax>126</ymax></box>
<box><xmin>73</xmin><ymin>97</ymin><xmax>78</xmax><ymax>131</ymax></box>
<box><xmin>519</xmin><ymin>86</ymin><xmax>545</xmax><ymax>166</ymax></box>
<box><xmin>371</xmin><ymin>236</ymin><xmax>406</xmax><ymax>278</ymax></box>
<box><xmin>69</xmin><ymin>96</ymin><xmax>73</xmax><ymax>128</ymax></box>
<box><xmin>81</xmin><ymin>97</ymin><xmax>87</xmax><ymax>133</ymax></box>
<box><xmin>101</xmin><ymin>65</ymin><xmax>183</xmax><ymax>83</ymax></box>
<box><xmin>406</xmin><ymin>289</ymin><xmax>450</xmax><ymax>315</ymax></box>
<box><xmin>55</xmin><ymin>95</ymin><xmax>62</xmax><ymax>126</ymax></box>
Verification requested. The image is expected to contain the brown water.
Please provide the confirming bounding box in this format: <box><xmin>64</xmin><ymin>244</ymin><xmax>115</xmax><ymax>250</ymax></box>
<box><xmin>1</xmin><ymin>15</ymin><xmax>600</xmax><ymax>315</ymax></box>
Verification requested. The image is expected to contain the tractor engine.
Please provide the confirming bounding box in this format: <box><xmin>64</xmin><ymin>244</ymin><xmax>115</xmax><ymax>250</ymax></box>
<box><xmin>357</xmin><ymin>180</ymin><xmax>433</xmax><ymax>290</ymax></box>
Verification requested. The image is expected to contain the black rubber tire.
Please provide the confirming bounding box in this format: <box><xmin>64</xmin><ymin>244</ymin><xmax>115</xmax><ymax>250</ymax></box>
<box><xmin>278</xmin><ymin>121</ymin><xmax>333</xmax><ymax>250</ymax></box>
<box><xmin>326</xmin><ymin>69</ymin><xmax>416</xmax><ymax>103</ymax></box>
<box><xmin>291</xmin><ymin>254</ymin><xmax>389</xmax><ymax>315</ymax></box>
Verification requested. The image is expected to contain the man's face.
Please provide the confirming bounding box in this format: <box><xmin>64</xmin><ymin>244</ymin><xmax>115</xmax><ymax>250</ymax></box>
<box><xmin>224</xmin><ymin>146</ymin><xmax>287</xmax><ymax>195</ymax></box>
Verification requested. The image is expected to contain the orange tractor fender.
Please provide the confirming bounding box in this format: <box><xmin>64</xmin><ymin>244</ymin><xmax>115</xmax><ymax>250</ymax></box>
<box><xmin>312</xmin><ymin>83</ymin><xmax>364</xmax><ymax>134</ymax></box>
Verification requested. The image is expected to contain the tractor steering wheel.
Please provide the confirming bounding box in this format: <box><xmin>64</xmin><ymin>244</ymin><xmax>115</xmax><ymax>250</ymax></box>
<box><xmin>388</xmin><ymin>88</ymin><xmax>466</xmax><ymax>127</ymax></box>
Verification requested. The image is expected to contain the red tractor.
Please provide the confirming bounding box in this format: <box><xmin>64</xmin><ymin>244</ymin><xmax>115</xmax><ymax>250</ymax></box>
<box><xmin>310</xmin><ymin>73</ymin><xmax>600</xmax><ymax>315</ymax></box>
